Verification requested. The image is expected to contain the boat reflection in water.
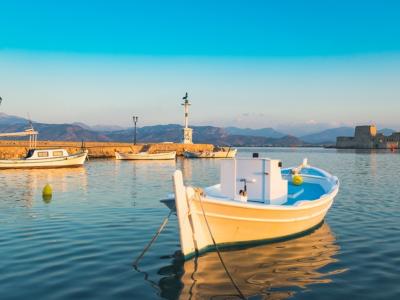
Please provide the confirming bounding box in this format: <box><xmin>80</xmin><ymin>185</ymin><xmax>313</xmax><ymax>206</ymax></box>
<box><xmin>158</xmin><ymin>223</ymin><xmax>346</xmax><ymax>299</ymax></box>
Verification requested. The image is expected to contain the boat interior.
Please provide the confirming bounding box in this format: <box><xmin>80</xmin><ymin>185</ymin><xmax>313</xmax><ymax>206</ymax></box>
<box><xmin>203</xmin><ymin>164</ymin><xmax>338</xmax><ymax>207</ymax></box>
<box><xmin>162</xmin><ymin>158</ymin><xmax>338</xmax><ymax>210</ymax></box>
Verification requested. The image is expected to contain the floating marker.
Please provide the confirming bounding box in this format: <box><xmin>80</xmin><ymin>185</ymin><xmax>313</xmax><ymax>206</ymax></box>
<box><xmin>42</xmin><ymin>184</ymin><xmax>53</xmax><ymax>196</ymax></box>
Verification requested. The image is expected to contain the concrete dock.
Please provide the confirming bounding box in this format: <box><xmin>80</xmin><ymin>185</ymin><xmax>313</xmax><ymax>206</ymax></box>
<box><xmin>0</xmin><ymin>141</ymin><xmax>214</xmax><ymax>159</ymax></box>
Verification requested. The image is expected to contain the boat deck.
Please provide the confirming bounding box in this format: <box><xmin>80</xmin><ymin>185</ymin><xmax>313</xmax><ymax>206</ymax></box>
<box><xmin>162</xmin><ymin>166</ymin><xmax>336</xmax><ymax>210</ymax></box>
<box><xmin>284</xmin><ymin>182</ymin><xmax>326</xmax><ymax>205</ymax></box>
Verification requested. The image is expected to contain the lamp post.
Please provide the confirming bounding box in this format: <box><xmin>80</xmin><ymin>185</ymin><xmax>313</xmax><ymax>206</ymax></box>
<box><xmin>132</xmin><ymin>116</ymin><xmax>138</xmax><ymax>145</ymax></box>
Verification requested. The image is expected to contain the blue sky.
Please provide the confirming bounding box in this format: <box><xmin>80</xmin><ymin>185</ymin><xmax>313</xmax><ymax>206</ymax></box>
<box><xmin>1</xmin><ymin>0</ymin><xmax>400</xmax><ymax>134</ymax></box>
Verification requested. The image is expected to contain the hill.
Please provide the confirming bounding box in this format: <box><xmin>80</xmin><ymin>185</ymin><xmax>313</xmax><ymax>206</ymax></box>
<box><xmin>378</xmin><ymin>128</ymin><xmax>396</xmax><ymax>136</ymax></box>
<box><xmin>0</xmin><ymin>113</ymin><xmax>308</xmax><ymax>146</ymax></box>
<box><xmin>224</xmin><ymin>127</ymin><xmax>285</xmax><ymax>139</ymax></box>
<box><xmin>300</xmin><ymin>127</ymin><xmax>354</xmax><ymax>144</ymax></box>
<box><xmin>0</xmin><ymin>113</ymin><xmax>29</xmax><ymax>125</ymax></box>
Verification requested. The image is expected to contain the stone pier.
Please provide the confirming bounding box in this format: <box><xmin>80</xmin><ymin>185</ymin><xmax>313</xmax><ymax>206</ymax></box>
<box><xmin>0</xmin><ymin>141</ymin><xmax>214</xmax><ymax>159</ymax></box>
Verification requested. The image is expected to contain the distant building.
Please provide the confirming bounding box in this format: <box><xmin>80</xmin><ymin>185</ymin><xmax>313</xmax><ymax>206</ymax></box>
<box><xmin>336</xmin><ymin>125</ymin><xmax>400</xmax><ymax>149</ymax></box>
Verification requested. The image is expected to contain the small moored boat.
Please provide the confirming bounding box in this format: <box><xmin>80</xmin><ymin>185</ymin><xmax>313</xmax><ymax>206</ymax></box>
<box><xmin>0</xmin><ymin>127</ymin><xmax>88</xmax><ymax>169</ymax></box>
<box><xmin>0</xmin><ymin>129</ymin><xmax>88</xmax><ymax>169</ymax></box>
<box><xmin>0</xmin><ymin>149</ymin><xmax>88</xmax><ymax>169</ymax></box>
<box><xmin>115</xmin><ymin>151</ymin><xmax>176</xmax><ymax>160</ymax></box>
<box><xmin>171</xmin><ymin>155</ymin><xmax>339</xmax><ymax>259</ymax></box>
<box><xmin>183</xmin><ymin>147</ymin><xmax>237</xmax><ymax>158</ymax></box>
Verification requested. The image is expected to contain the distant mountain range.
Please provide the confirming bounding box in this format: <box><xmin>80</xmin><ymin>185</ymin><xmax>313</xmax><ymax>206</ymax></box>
<box><xmin>72</xmin><ymin>122</ymin><xmax>128</xmax><ymax>132</ymax></box>
<box><xmin>224</xmin><ymin>127</ymin><xmax>285</xmax><ymax>139</ymax></box>
<box><xmin>300</xmin><ymin>127</ymin><xmax>355</xmax><ymax>144</ymax></box>
<box><xmin>0</xmin><ymin>113</ymin><xmax>397</xmax><ymax>146</ymax></box>
<box><xmin>378</xmin><ymin>128</ymin><xmax>396</xmax><ymax>136</ymax></box>
<box><xmin>0</xmin><ymin>113</ymin><xmax>28</xmax><ymax>125</ymax></box>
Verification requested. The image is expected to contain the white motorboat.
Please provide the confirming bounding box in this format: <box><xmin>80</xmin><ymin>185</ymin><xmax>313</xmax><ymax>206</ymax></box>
<box><xmin>0</xmin><ymin>129</ymin><xmax>88</xmax><ymax>169</ymax></box>
<box><xmin>171</xmin><ymin>155</ymin><xmax>339</xmax><ymax>259</ymax></box>
<box><xmin>115</xmin><ymin>151</ymin><xmax>176</xmax><ymax>160</ymax></box>
<box><xmin>0</xmin><ymin>149</ymin><xmax>88</xmax><ymax>169</ymax></box>
<box><xmin>183</xmin><ymin>147</ymin><xmax>237</xmax><ymax>158</ymax></box>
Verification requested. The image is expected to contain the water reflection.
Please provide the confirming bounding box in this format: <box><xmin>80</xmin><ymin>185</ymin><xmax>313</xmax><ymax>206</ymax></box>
<box><xmin>114</xmin><ymin>159</ymin><xmax>177</xmax><ymax>166</ymax></box>
<box><xmin>179</xmin><ymin>157</ymin><xmax>193</xmax><ymax>179</ymax></box>
<box><xmin>0</xmin><ymin>167</ymin><xmax>87</xmax><ymax>207</ymax></box>
<box><xmin>158</xmin><ymin>223</ymin><xmax>346</xmax><ymax>300</ymax></box>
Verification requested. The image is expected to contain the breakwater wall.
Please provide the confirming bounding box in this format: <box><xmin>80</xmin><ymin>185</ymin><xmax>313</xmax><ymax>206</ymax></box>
<box><xmin>0</xmin><ymin>141</ymin><xmax>214</xmax><ymax>159</ymax></box>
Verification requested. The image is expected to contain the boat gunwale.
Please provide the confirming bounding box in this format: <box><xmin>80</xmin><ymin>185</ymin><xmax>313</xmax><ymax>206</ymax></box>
<box><xmin>0</xmin><ymin>164</ymin><xmax>85</xmax><ymax>170</ymax></box>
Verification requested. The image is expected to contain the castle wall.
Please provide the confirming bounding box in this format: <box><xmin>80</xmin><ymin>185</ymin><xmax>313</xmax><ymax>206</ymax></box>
<box><xmin>336</xmin><ymin>125</ymin><xmax>400</xmax><ymax>149</ymax></box>
<box><xmin>336</xmin><ymin>137</ymin><xmax>356</xmax><ymax>148</ymax></box>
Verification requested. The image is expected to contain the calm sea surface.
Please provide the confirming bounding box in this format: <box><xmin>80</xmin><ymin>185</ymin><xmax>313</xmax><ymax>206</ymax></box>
<box><xmin>1</xmin><ymin>148</ymin><xmax>399</xmax><ymax>299</ymax></box>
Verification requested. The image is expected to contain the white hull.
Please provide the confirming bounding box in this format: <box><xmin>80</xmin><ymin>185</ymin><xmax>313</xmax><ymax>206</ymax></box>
<box><xmin>115</xmin><ymin>151</ymin><xmax>176</xmax><ymax>160</ymax></box>
<box><xmin>184</xmin><ymin>149</ymin><xmax>237</xmax><ymax>158</ymax></box>
<box><xmin>173</xmin><ymin>169</ymin><xmax>338</xmax><ymax>258</ymax></box>
<box><xmin>0</xmin><ymin>150</ymin><xmax>88</xmax><ymax>169</ymax></box>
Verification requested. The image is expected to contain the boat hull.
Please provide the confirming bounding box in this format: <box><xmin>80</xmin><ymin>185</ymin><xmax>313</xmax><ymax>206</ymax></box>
<box><xmin>183</xmin><ymin>149</ymin><xmax>237</xmax><ymax>158</ymax></box>
<box><xmin>115</xmin><ymin>151</ymin><xmax>176</xmax><ymax>160</ymax></box>
<box><xmin>173</xmin><ymin>170</ymin><xmax>338</xmax><ymax>259</ymax></box>
<box><xmin>0</xmin><ymin>151</ymin><xmax>88</xmax><ymax>169</ymax></box>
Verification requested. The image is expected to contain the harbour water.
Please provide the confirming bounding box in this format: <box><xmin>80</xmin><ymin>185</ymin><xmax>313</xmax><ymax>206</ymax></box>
<box><xmin>1</xmin><ymin>148</ymin><xmax>399</xmax><ymax>299</ymax></box>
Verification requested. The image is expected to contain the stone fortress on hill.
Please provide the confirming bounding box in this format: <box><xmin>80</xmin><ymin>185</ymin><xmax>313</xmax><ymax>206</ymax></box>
<box><xmin>336</xmin><ymin>125</ymin><xmax>400</xmax><ymax>149</ymax></box>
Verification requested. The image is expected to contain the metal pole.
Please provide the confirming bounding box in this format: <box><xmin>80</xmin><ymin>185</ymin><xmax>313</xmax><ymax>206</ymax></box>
<box><xmin>133</xmin><ymin>116</ymin><xmax>138</xmax><ymax>145</ymax></box>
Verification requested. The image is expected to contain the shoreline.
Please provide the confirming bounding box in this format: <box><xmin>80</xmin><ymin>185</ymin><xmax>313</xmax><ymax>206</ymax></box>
<box><xmin>0</xmin><ymin>141</ymin><xmax>214</xmax><ymax>159</ymax></box>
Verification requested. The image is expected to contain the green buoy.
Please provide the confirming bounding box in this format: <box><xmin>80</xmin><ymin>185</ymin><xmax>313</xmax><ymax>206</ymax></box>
<box><xmin>42</xmin><ymin>184</ymin><xmax>53</xmax><ymax>203</ymax></box>
<box><xmin>42</xmin><ymin>184</ymin><xmax>52</xmax><ymax>196</ymax></box>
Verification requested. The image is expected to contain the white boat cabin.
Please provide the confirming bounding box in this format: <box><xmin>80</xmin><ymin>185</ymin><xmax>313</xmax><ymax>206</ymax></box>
<box><xmin>25</xmin><ymin>149</ymin><xmax>70</xmax><ymax>160</ymax></box>
<box><xmin>218</xmin><ymin>156</ymin><xmax>288</xmax><ymax>205</ymax></box>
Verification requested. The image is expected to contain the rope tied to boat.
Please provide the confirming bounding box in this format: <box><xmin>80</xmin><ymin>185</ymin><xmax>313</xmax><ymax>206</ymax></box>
<box><xmin>132</xmin><ymin>210</ymin><xmax>173</xmax><ymax>268</ymax></box>
<box><xmin>192</xmin><ymin>187</ymin><xmax>246</xmax><ymax>299</ymax></box>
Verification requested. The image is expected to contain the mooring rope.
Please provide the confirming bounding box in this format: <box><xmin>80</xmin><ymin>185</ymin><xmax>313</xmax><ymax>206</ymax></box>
<box><xmin>193</xmin><ymin>188</ymin><xmax>246</xmax><ymax>299</ymax></box>
<box><xmin>225</xmin><ymin>146</ymin><xmax>232</xmax><ymax>158</ymax></box>
<box><xmin>132</xmin><ymin>210</ymin><xmax>173</xmax><ymax>268</ymax></box>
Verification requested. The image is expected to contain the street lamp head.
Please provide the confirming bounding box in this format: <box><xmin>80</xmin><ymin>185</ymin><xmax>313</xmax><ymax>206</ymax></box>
<box><xmin>133</xmin><ymin>116</ymin><xmax>138</xmax><ymax>123</ymax></box>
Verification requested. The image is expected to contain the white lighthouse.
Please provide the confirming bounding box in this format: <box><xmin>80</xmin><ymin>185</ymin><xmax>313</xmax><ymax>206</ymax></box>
<box><xmin>181</xmin><ymin>92</ymin><xmax>193</xmax><ymax>144</ymax></box>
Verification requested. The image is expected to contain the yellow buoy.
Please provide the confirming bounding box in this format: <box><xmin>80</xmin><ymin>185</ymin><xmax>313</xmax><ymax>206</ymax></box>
<box><xmin>42</xmin><ymin>184</ymin><xmax>53</xmax><ymax>196</ymax></box>
<box><xmin>292</xmin><ymin>174</ymin><xmax>303</xmax><ymax>186</ymax></box>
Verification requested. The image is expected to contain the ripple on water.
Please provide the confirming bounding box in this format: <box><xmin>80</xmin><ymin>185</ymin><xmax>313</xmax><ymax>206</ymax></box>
<box><xmin>0</xmin><ymin>151</ymin><xmax>400</xmax><ymax>299</ymax></box>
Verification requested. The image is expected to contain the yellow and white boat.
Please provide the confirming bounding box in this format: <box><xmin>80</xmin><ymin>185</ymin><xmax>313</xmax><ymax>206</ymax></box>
<box><xmin>172</xmin><ymin>155</ymin><xmax>339</xmax><ymax>259</ymax></box>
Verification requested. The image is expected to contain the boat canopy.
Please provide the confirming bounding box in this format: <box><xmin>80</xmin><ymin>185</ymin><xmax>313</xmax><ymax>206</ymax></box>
<box><xmin>0</xmin><ymin>128</ymin><xmax>38</xmax><ymax>148</ymax></box>
<box><xmin>0</xmin><ymin>129</ymin><xmax>39</xmax><ymax>137</ymax></box>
